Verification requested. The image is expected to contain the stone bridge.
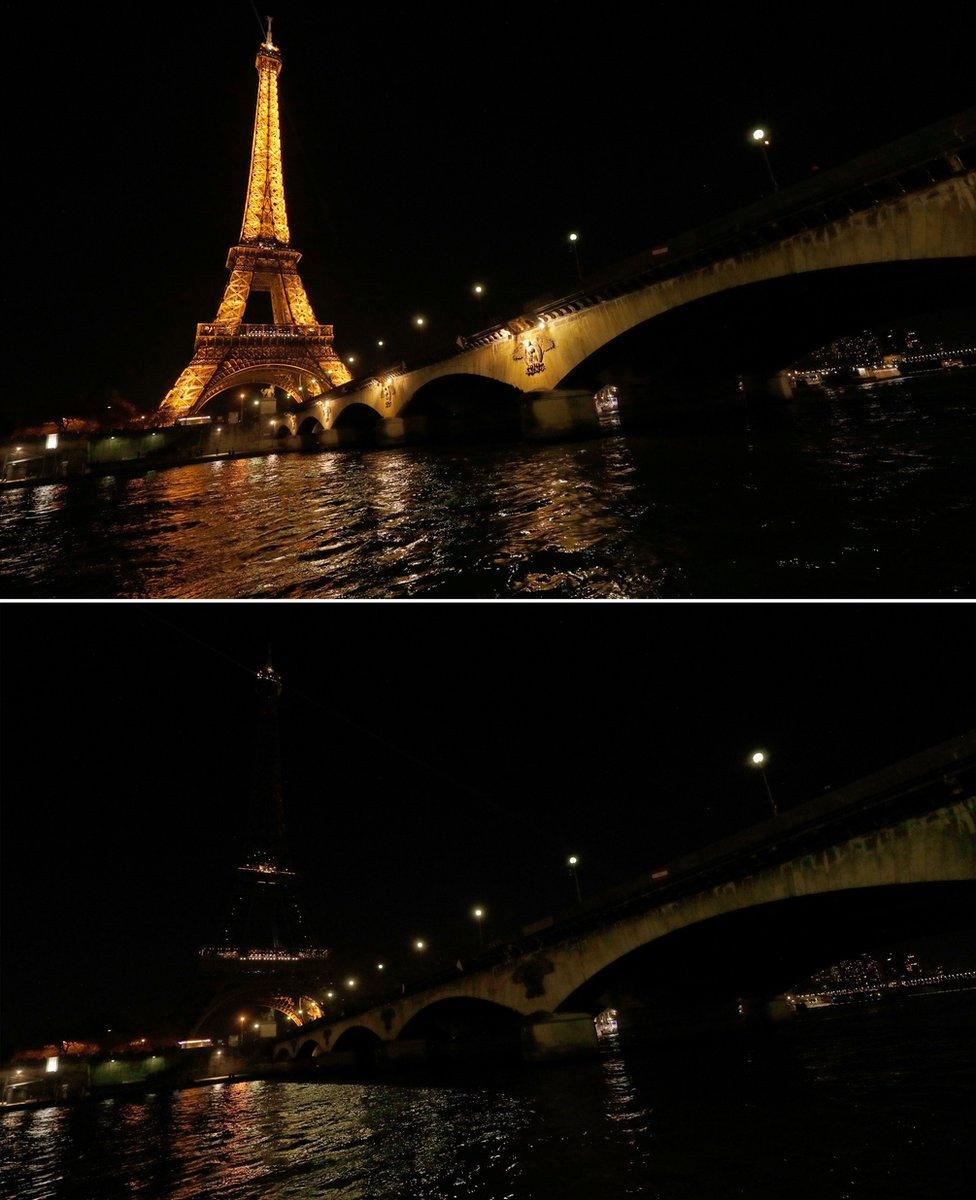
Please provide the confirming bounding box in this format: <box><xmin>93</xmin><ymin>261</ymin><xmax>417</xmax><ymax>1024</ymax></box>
<box><xmin>274</xmin><ymin>732</ymin><xmax>976</xmax><ymax>1063</ymax></box>
<box><xmin>277</xmin><ymin>109</ymin><xmax>975</xmax><ymax>445</ymax></box>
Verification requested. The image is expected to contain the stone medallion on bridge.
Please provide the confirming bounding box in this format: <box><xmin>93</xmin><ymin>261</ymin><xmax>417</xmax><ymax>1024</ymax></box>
<box><xmin>512</xmin><ymin>953</ymin><xmax>555</xmax><ymax>998</ymax></box>
<box><xmin>513</xmin><ymin>329</ymin><xmax>556</xmax><ymax>376</ymax></box>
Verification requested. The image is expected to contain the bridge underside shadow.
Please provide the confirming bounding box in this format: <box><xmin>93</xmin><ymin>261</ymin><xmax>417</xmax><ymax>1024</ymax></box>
<box><xmin>398</xmin><ymin>376</ymin><xmax>524</xmax><ymax>442</ymax></box>
<box><xmin>560</xmin><ymin>260</ymin><xmax>976</xmax><ymax>399</ymax></box>
<box><xmin>557</xmin><ymin>881</ymin><xmax>976</xmax><ymax>1036</ymax></box>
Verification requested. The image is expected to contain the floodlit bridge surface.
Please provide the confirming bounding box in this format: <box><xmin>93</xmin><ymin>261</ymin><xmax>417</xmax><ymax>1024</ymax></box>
<box><xmin>285</xmin><ymin>109</ymin><xmax>976</xmax><ymax>440</ymax></box>
<box><xmin>275</xmin><ymin>731</ymin><xmax>976</xmax><ymax>1061</ymax></box>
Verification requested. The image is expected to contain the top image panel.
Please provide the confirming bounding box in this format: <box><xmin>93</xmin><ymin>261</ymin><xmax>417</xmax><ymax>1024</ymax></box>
<box><xmin>2</xmin><ymin>7</ymin><xmax>974</xmax><ymax>599</ymax></box>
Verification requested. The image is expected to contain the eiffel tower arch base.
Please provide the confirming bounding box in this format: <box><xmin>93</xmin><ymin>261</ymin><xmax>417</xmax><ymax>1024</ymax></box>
<box><xmin>190</xmin><ymin>977</ymin><xmax>326</xmax><ymax>1038</ymax></box>
<box><xmin>159</xmin><ymin>327</ymin><xmax>351</xmax><ymax>423</ymax></box>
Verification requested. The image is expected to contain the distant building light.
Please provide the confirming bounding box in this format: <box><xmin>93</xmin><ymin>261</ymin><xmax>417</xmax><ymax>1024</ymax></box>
<box><xmin>45</xmin><ymin>433</ymin><xmax>58</xmax><ymax>450</ymax></box>
<box><xmin>45</xmin><ymin>1056</ymin><xmax>59</xmax><ymax>1073</ymax></box>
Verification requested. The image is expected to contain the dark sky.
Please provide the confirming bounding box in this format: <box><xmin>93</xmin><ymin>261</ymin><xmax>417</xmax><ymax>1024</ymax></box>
<box><xmin>6</xmin><ymin>2</ymin><xmax>974</xmax><ymax>424</ymax></box>
<box><xmin>2</xmin><ymin>603</ymin><xmax>975</xmax><ymax>1051</ymax></box>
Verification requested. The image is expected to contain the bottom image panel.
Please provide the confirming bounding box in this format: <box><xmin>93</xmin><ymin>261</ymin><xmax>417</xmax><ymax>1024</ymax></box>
<box><xmin>1</xmin><ymin>604</ymin><xmax>974</xmax><ymax>1200</ymax></box>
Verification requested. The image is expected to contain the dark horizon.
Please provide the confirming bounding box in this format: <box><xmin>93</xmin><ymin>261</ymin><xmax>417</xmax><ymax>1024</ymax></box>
<box><xmin>3</xmin><ymin>603</ymin><xmax>975</xmax><ymax>1054</ymax></box>
<box><xmin>6</xmin><ymin>3</ymin><xmax>975</xmax><ymax>426</ymax></box>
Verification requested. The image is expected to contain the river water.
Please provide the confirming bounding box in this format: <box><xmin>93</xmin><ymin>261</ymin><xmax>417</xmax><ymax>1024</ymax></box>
<box><xmin>1</xmin><ymin>373</ymin><xmax>974</xmax><ymax>598</ymax></box>
<box><xmin>1</xmin><ymin>993</ymin><xmax>972</xmax><ymax>1199</ymax></box>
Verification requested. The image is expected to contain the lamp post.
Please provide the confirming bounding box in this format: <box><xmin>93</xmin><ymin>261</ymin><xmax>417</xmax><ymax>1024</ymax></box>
<box><xmin>238</xmin><ymin>391</ymin><xmax>246</xmax><ymax>426</ymax></box>
<box><xmin>749</xmin><ymin>749</ymin><xmax>778</xmax><ymax>817</ymax></box>
<box><xmin>472</xmin><ymin>905</ymin><xmax>486</xmax><ymax>949</ymax></box>
<box><xmin>568</xmin><ymin>232</ymin><xmax>582</xmax><ymax>281</ymax></box>
<box><xmin>472</xmin><ymin>283</ymin><xmax>486</xmax><ymax>325</ymax></box>
<box><xmin>237</xmin><ymin>1014</ymin><xmax>246</xmax><ymax>1048</ymax></box>
<box><xmin>567</xmin><ymin>854</ymin><xmax>582</xmax><ymax>903</ymax></box>
<box><xmin>750</xmin><ymin>127</ymin><xmax>778</xmax><ymax>192</ymax></box>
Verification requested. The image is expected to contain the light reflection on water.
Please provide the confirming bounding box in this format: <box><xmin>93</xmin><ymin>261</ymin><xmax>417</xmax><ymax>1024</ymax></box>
<box><xmin>1</xmin><ymin>995</ymin><xmax>973</xmax><ymax>1199</ymax></box>
<box><xmin>0</xmin><ymin>374</ymin><xmax>973</xmax><ymax>598</ymax></box>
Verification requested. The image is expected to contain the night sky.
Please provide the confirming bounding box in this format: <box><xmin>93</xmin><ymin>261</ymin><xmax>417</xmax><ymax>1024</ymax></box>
<box><xmin>3</xmin><ymin>603</ymin><xmax>975</xmax><ymax>1053</ymax></box>
<box><xmin>6</xmin><ymin>2</ymin><xmax>974</xmax><ymax>426</ymax></box>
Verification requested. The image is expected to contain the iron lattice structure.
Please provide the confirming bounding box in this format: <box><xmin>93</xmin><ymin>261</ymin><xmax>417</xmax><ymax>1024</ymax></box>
<box><xmin>195</xmin><ymin>660</ymin><xmax>329</xmax><ymax>1032</ymax></box>
<box><xmin>157</xmin><ymin>21</ymin><xmax>349</xmax><ymax>422</ymax></box>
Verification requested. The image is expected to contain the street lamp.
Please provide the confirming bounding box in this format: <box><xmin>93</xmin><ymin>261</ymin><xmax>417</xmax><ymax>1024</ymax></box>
<box><xmin>749</xmin><ymin>749</ymin><xmax>778</xmax><ymax>817</ymax></box>
<box><xmin>750</xmin><ymin>127</ymin><xmax>778</xmax><ymax>191</ymax></box>
<box><xmin>472</xmin><ymin>283</ymin><xmax>486</xmax><ymax>323</ymax></box>
<box><xmin>567</xmin><ymin>854</ymin><xmax>582</xmax><ymax>903</ymax></box>
<box><xmin>237</xmin><ymin>1014</ymin><xmax>246</xmax><ymax>1046</ymax></box>
<box><xmin>472</xmin><ymin>905</ymin><xmax>486</xmax><ymax>948</ymax></box>
<box><xmin>567</xmin><ymin>232</ymin><xmax>582</xmax><ymax>281</ymax></box>
<box><xmin>238</xmin><ymin>390</ymin><xmax>246</xmax><ymax>424</ymax></box>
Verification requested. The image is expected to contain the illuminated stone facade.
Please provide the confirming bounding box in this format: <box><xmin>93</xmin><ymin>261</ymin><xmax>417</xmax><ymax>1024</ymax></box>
<box><xmin>157</xmin><ymin>22</ymin><xmax>349</xmax><ymax>423</ymax></box>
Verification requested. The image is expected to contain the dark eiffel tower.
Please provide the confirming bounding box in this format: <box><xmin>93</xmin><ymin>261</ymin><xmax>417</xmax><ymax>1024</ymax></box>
<box><xmin>192</xmin><ymin>658</ymin><xmax>329</xmax><ymax>1034</ymax></box>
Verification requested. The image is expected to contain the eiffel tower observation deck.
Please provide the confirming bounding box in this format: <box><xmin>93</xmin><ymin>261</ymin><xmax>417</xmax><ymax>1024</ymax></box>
<box><xmin>196</xmin><ymin>658</ymin><xmax>329</xmax><ymax>1029</ymax></box>
<box><xmin>156</xmin><ymin>19</ymin><xmax>350</xmax><ymax>423</ymax></box>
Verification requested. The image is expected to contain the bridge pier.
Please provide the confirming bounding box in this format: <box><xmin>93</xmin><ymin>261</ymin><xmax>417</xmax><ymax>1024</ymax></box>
<box><xmin>378</xmin><ymin>1039</ymin><xmax>428</xmax><ymax>1067</ymax></box>
<box><xmin>520</xmin><ymin>1012</ymin><xmax>600</xmax><ymax>1063</ymax></box>
<box><xmin>520</xmin><ymin>390</ymin><xmax>602</xmax><ymax>441</ymax></box>
<box><xmin>737</xmin><ymin>370</ymin><xmax>797</xmax><ymax>403</ymax></box>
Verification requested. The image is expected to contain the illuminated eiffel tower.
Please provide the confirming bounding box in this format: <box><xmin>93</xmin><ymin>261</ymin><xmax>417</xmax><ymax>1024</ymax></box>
<box><xmin>157</xmin><ymin>18</ymin><xmax>349</xmax><ymax>423</ymax></box>
<box><xmin>193</xmin><ymin>657</ymin><xmax>330</xmax><ymax>1033</ymax></box>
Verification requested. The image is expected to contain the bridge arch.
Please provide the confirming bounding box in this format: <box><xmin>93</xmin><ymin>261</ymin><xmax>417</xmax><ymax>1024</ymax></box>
<box><xmin>557</xmin><ymin>258</ymin><xmax>976</xmax><ymax>393</ymax></box>
<box><xmin>295</xmin><ymin>1038</ymin><xmax>323</xmax><ymax>1060</ymax></box>
<box><xmin>531</xmin><ymin>798</ymin><xmax>975</xmax><ymax>1017</ymax></box>
<box><xmin>331</xmin><ymin>1025</ymin><xmax>383</xmax><ymax>1063</ymax></box>
<box><xmin>399</xmin><ymin>375</ymin><xmax>524</xmax><ymax>439</ymax></box>
<box><xmin>554</xmin><ymin>879</ymin><xmax>975</xmax><ymax>1020</ymax></box>
<box><xmin>296</xmin><ymin>416</ymin><xmax>324</xmax><ymax>449</ymax></box>
<box><xmin>330</xmin><ymin>402</ymin><xmax>384</xmax><ymax>445</ymax></box>
<box><xmin>397</xmin><ymin>996</ymin><xmax>523</xmax><ymax>1045</ymax></box>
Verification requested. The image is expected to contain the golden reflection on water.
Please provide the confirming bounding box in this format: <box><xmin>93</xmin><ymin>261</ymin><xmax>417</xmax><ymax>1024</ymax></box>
<box><xmin>1</xmin><ymin>374</ymin><xmax>973</xmax><ymax>598</ymax></box>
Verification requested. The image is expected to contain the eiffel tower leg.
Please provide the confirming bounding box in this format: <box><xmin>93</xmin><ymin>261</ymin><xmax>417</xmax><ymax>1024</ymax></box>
<box><xmin>312</xmin><ymin>356</ymin><xmax>352</xmax><ymax>391</ymax></box>
<box><xmin>280</xmin><ymin>273</ymin><xmax>317</xmax><ymax>326</ymax></box>
<box><xmin>216</xmin><ymin>268</ymin><xmax>254</xmax><ymax>324</ymax></box>
<box><xmin>159</xmin><ymin>358</ymin><xmax>222</xmax><ymax>422</ymax></box>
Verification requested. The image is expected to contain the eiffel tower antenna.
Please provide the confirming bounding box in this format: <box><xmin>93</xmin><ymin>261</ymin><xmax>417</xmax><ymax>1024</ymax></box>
<box><xmin>157</xmin><ymin>24</ymin><xmax>350</xmax><ymax>422</ymax></box>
